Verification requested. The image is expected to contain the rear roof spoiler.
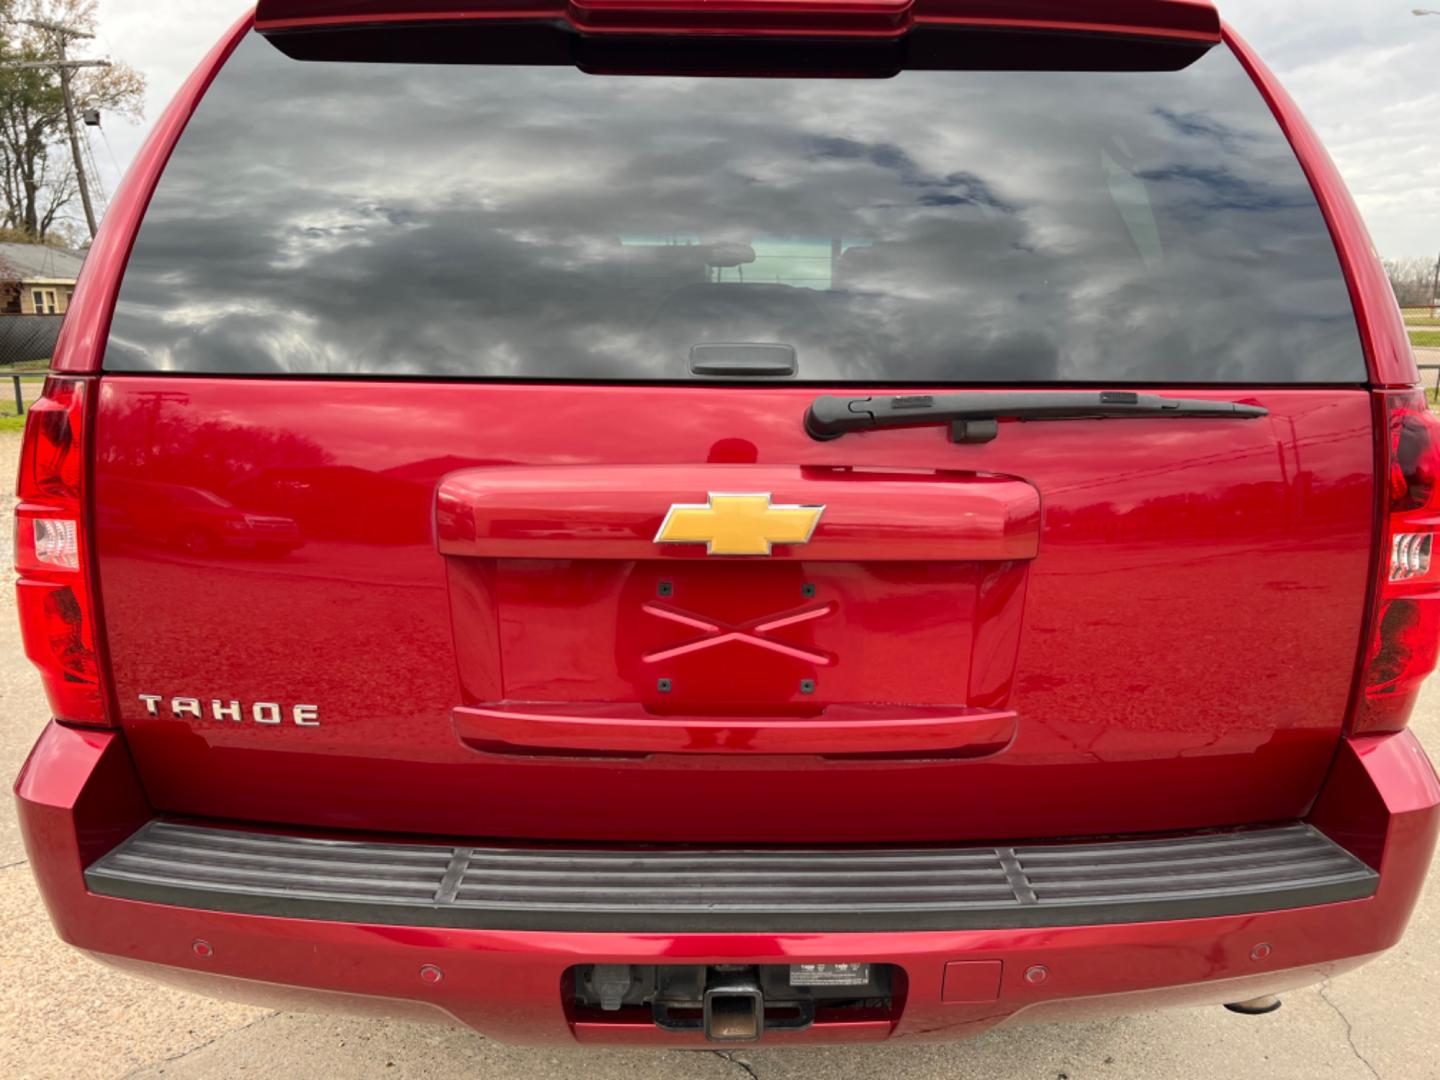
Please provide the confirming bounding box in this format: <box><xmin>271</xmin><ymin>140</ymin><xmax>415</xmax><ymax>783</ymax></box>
<box><xmin>253</xmin><ymin>0</ymin><xmax>1223</xmax><ymax>44</ymax></box>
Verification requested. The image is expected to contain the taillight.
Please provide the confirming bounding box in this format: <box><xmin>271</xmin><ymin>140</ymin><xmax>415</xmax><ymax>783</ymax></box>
<box><xmin>1353</xmin><ymin>389</ymin><xmax>1440</xmax><ymax>734</ymax></box>
<box><xmin>14</xmin><ymin>376</ymin><xmax>110</xmax><ymax>726</ymax></box>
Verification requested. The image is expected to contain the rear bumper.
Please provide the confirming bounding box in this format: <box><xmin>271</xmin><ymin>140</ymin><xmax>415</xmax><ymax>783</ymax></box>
<box><xmin>15</xmin><ymin>721</ymin><xmax>1440</xmax><ymax>1045</ymax></box>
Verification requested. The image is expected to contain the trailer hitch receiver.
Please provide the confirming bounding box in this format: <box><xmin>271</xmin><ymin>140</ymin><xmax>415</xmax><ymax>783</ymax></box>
<box><xmin>703</xmin><ymin>968</ymin><xmax>765</xmax><ymax>1042</ymax></box>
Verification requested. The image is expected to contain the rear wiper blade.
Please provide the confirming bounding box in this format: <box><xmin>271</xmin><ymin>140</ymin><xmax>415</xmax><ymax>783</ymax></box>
<box><xmin>804</xmin><ymin>390</ymin><xmax>1268</xmax><ymax>443</ymax></box>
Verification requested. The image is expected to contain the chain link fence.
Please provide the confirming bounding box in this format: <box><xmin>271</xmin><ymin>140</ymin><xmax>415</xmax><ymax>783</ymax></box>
<box><xmin>0</xmin><ymin>314</ymin><xmax>62</xmax><ymax>367</ymax></box>
<box><xmin>0</xmin><ymin>315</ymin><xmax>61</xmax><ymax>419</ymax></box>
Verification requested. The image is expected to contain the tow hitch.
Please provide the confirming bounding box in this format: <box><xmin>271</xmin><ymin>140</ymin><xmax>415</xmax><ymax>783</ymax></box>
<box><xmin>703</xmin><ymin>967</ymin><xmax>766</xmax><ymax>1042</ymax></box>
<box><xmin>570</xmin><ymin>963</ymin><xmax>897</xmax><ymax>1043</ymax></box>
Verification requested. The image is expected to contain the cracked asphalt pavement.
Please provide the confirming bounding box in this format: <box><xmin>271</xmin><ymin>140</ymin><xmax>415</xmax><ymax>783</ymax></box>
<box><xmin>1</xmin><ymin>431</ymin><xmax>1436</xmax><ymax>1079</ymax></box>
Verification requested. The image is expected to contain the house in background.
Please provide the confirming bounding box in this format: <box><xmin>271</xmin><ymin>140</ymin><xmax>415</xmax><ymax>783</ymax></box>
<box><xmin>0</xmin><ymin>243</ymin><xmax>86</xmax><ymax>315</ymax></box>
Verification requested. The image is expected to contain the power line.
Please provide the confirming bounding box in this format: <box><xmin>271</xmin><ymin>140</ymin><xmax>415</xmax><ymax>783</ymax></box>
<box><xmin>79</xmin><ymin>121</ymin><xmax>106</xmax><ymax>219</ymax></box>
<box><xmin>0</xmin><ymin>58</ymin><xmax>109</xmax><ymax>71</ymax></box>
<box><xmin>96</xmin><ymin>123</ymin><xmax>123</xmax><ymax>184</ymax></box>
<box><xmin>15</xmin><ymin>17</ymin><xmax>93</xmax><ymax>37</ymax></box>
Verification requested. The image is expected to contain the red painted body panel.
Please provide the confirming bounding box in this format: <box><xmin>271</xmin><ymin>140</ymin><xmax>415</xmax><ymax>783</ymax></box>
<box><xmin>449</xmin><ymin>551</ymin><xmax>1030</xmax><ymax>734</ymax></box>
<box><xmin>252</xmin><ymin>0</ymin><xmax>1222</xmax><ymax>43</ymax></box>
<box><xmin>452</xmin><ymin>701</ymin><xmax>1018</xmax><ymax>757</ymax></box>
<box><xmin>15</xmin><ymin>721</ymin><xmax>1438</xmax><ymax>1044</ymax></box>
<box><xmin>93</xmin><ymin>379</ymin><xmax>1373</xmax><ymax>842</ymax></box>
<box><xmin>436</xmin><ymin>466</ymin><xmax>1041</xmax><ymax>562</ymax></box>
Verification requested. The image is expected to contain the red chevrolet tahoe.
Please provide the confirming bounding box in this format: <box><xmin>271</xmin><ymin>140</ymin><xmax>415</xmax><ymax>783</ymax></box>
<box><xmin>13</xmin><ymin>0</ymin><xmax>1440</xmax><ymax>1047</ymax></box>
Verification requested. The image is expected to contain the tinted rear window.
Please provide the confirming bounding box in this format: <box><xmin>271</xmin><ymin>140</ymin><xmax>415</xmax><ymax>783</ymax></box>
<box><xmin>104</xmin><ymin>30</ymin><xmax>1365</xmax><ymax>384</ymax></box>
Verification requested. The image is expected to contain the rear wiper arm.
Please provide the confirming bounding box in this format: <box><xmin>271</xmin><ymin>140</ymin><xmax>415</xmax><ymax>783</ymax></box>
<box><xmin>804</xmin><ymin>390</ymin><xmax>1268</xmax><ymax>444</ymax></box>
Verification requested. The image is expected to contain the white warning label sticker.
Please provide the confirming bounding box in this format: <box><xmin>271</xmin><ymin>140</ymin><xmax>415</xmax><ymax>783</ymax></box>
<box><xmin>788</xmin><ymin>963</ymin><xmax>871</xmax><ymax>987</ymax></box>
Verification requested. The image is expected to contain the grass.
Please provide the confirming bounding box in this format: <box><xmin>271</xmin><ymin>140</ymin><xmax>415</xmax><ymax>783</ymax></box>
<box><xmin>1411</xmin><ymin>329</ymin><xmax>1440</xmax><ymax>349</ymax></box>
<box><xmin>1402</xmin><ymin>308</ymin><xmax>1440</xmax><ymax>327</ymax></box>
<box><xmin>0</xmin><ymin>368</ymin><xmax>49</xmax><ymax>424</ymax></box>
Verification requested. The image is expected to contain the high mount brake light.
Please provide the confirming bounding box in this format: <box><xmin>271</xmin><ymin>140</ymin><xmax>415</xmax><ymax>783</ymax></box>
<box><xmin>251</xmin><ymin>0</ymin><xmax>1224</xmax><ymax>41</ymax></box>
<box><xmin>14</xmin><ymin>377</ymin><xmax>110</xmax><ymax>727</ymax></box>
<box><xmin>1353</xmin><ymin>389</ymin><xmax>1440</xmax><ymax>735</ymax></box>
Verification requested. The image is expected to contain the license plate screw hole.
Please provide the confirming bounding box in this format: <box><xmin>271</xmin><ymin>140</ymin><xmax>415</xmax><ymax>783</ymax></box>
<box><xmin>801</xmin><ymin>583</ymin><xmax>816</xmax><ymax>598</ymax></box>
<box><xmin>657</xmin><ymin>678</ymin><xmax>673</xmax><ymax>693</ymax></box>
<box><xmin>800</xmin><ymin>679</ymin><xmax>816</xmax><ymax>694</ymax></box>
<box><xmin>657</xmin><ymin>581</ymin><xmax>674</xmax><ymax>598</ymax></box>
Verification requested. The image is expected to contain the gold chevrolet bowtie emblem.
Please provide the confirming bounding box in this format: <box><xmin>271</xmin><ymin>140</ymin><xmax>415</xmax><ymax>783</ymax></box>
<box><xmin>654</xmin><ymin>493</ymin><xmax>825</xmax><ymax>556</ymax></box>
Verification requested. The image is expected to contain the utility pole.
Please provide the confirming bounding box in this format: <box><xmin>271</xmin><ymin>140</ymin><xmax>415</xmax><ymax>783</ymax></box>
<box><xmin>1416</xmin><ymin>9</ymin><xmax>1440</xmax><ymax>310</ymax></box>
<box><xmin>1432</xmin><ymin>251</ymin><xmax>1440</xmax><ymax>318</ymax></box>
<box><xmin>8</xmin><ymin>18</ymin><xmax>111</xmax><ymax>240</ymax></box>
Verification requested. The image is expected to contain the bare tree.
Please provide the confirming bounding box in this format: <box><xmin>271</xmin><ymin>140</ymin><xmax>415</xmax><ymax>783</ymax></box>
<box><xmin>0</xmin><ymin>246</ymin><xmax>19</xmax><ymax>311</ymax></box>
<box><xmin>1383</xmin><ymin>256</ymin><xmax>1439</xmax><ymax>308</ymax></box>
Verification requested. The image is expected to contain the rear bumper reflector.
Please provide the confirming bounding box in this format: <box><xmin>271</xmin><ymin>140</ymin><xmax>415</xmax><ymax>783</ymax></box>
<box><xmin>85</xmin><ymin>821</ymin><xmax>1377</xmax><ymax>933</ymax></box>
